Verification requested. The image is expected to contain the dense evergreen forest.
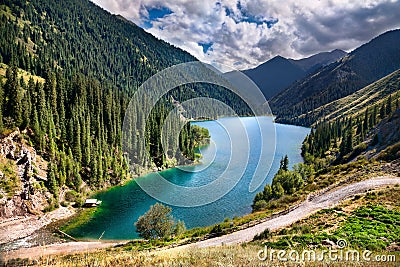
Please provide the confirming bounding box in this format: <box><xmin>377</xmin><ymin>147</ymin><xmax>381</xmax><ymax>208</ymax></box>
<box><xmin>0</xmin><ymin>0</ymin><xmax>250</xmax><ymax>205</ymax></box>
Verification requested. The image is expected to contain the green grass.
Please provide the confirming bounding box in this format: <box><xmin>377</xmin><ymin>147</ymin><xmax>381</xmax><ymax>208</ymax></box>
<box><xmin>256</xmin><ymin>186</ymin><xmax>400</xmax><ymax>252</ymax></box>
<box><xmin>60</xmin><ymin>208</ymin><xmax>97</xmax><ymax>235</ymax></box>
<box><xmin>0</xmin><ymin>158</ymin><xmax>20</xmax><ymax>197</ymax></box>
<box><xmin>280</xmin><ymin>205</ymin><xmax>400</xmax><ymax>251</ymax></box>
<box><xmin>338</xmin><ymin>206</ymin><xmax>400</xmax><ymax>250</ymax></box>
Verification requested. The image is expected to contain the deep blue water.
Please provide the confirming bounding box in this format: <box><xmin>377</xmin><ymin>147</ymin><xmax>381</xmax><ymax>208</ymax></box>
<box><xmin>69</xmin><ymin>117</ymin><xmax>309</xmax><ymax>240</ymax></box>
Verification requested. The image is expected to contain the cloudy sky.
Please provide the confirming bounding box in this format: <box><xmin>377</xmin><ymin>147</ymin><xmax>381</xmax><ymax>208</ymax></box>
<box><xmin>92</xmin><ymin>0</ymin><xmax>400</xmax><ymax>70</ymax></box>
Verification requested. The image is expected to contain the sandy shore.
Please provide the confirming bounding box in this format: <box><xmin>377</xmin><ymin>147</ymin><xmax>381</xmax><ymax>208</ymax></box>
<box><xmin>0</xmin><ymin>206</ymin><xmax>75</xmax><ymax>246</ymax></box>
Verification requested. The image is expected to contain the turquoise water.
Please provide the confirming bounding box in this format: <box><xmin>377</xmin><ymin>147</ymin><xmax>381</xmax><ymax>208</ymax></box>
<box><xmin>69</xmin><ymin>117</ymin><xmax>309</xmax><ymax>240</ymax></box>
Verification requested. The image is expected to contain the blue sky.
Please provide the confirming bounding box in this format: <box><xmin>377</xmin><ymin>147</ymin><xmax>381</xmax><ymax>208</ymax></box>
<box><xmin>142</xmin><ymin>6</ymin><xmax>173</xmax><ymax>29</ymax></box>
<box><xmin>92</xmin><ymin>0</ymin><xmax>400</xmax><ymax>70</ymax></box>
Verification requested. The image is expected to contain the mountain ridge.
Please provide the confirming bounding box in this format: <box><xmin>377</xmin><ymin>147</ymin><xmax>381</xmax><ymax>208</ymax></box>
<box><xmin>243</xmin><ymin>50</ymin><xmax>346</xmax><ymax>99</ymax></box>
<box><xmin>270</xmin><ymin>29</ymin><xmax>400</xmax><ymax>126</ymax></box>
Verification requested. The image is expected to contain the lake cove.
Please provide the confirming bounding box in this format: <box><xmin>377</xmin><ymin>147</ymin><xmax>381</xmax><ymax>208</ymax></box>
<box><xmin>68</xmin><ymin>117</ymin><xmax>310</xmax><ymax>240</ymax></box>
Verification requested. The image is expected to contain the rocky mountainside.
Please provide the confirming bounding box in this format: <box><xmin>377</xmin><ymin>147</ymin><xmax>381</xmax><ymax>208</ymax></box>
<box><xmin>370</xmin><ymin>108</ymin><xmax>400</xmax><ymax>161</ymax></box>
<box><xmin>0</xmin><ymin>130</ymin><xmax>48</xmax><ymax>220</ymax></box>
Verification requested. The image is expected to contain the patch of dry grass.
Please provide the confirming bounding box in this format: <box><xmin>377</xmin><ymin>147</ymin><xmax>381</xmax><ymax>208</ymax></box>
<box><xmin>5</xmin><ymin>242</ymin><xmax>399</xmax><ymax>267</ymax></box>
<box><xmin>0</xmin><ymin>63</ymin><xmax>45</xmax><ymax>84</ymax></box>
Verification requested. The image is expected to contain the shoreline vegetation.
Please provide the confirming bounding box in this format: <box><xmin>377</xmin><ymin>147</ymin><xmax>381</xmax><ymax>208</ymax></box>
<box><xmin>58</xmin><ymin>123</ymin><xmax>211</xmax><ymax>238</ymax></box>
<box><xmin>3</xmin><ymin>176</ymin><xmax>399</xmax><ymax>265</ymax></box>
<box><xmin>47</xmin><ymin>99</ymin><xmax>400</xmax><ymax>256</ymax></box>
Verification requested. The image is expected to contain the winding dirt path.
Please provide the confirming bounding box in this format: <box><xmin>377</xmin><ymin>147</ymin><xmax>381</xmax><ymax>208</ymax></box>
<box><xmin>171</xmin><ymin>176</ymin><xmax>400</xmax><ymax>250</ymax></box>
<box><xmin>2</xmin><ymin>176</ymin><xmax>399</xmax><ymax>260</ymax></box>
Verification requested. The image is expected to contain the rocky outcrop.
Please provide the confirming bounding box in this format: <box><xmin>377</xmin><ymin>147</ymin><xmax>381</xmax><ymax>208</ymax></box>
<box><xmin>0</xmin><ymin>129</ymin><xmax>48</xmax><ymax>221</ymax></box>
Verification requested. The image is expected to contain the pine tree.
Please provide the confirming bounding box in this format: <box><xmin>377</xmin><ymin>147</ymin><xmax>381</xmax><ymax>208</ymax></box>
<box><xmin>380</xmin><ymin>103</ymin><xmax>386</xmax><ymax>119</ymax></box>
<box><xmin>4</xmin><ymin>66</ymin><xmax>23</xmax><ymax>127</ymax></box>
<box><xmin>47</xmin><ymin>161</ymin><xmax>59</xmax><ymax>198</ymax></box>
<box><xmin>363</xmin><ymin>108</ymin><xmax>369</xmax><ymax>134</ymax></box>
<box><xmin>372</xmin><ymin>106</ymin><xmax>377</xmax><ymax>126</ymax></box>
<box><xmin>45</xmin><ymin>71</ymin><xmax>58</xmax><ymax>124</ymax></box>
<box><xmin>346</xmin><ymin>131</ymin><xmax>353</xmax><ymax>153</ymax></box>
<box><xmin>21</xmin><ymin>82</ymin><xmax>31</xmax><ymax>129</ymax></box>
<box><xmin>386</xmin><ymin>95</ymin><xmax>392</xmax><ymax>115</ymax></box>
<box><xmin>73</xmin><ymin>118</ymin><xmax>82</xmax><ymax>163</ymax></box>
<box><xmin>36</xmin><ymin>81</ymin><xmax>48</xmax><ymax>132</ymax></box>
<box><xmin>280</xmin><ymin>155</ymin><xmax>289</xmax><ymax>171</ymax></box>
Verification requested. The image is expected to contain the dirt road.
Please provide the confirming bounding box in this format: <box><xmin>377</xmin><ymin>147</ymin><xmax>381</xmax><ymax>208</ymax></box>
<box><xmin>174</xmin><ymin>176</ymin><xmax>400</xmax><ymax>249</ymax></box>
<box><xmin>2</xmin><ymin>176</ymin><xmax>399</xmax><ymax>260</ymax></box>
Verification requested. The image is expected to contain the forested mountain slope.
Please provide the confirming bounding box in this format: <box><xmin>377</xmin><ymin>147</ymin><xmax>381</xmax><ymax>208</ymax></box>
<box><xmin>270</xmin><ymin>29</ymin><xmax>400</xmax><ymax>126</ymax></box>
<box><xmin>302</xmin><ymin>69</ymin><xmax>400</xmax><ymax>125</ymax></box>
<box><xmin>0</xmin><ymin>0</ymin><xmax>248</xmax><ymax>210</ymax></box>
<box><xmin>0</xmin><ymin>0</ymin><xmax>195</xmax><ymax>91</ymax></box>
<box><xmin>302</xmin><ymin>89</ymin><xmax>400</xmax><ymax>165</ymax></box>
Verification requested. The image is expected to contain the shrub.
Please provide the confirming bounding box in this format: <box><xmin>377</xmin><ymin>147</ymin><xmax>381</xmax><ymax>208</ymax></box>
<box><xmin>43</xmin><ymin>196</ymin><xmax>59</xmax><ymax>212</ymax></box>
<box><xmin>135</xmin><ymin>203</ymin><xmax>175</xmax><ymax>240</ymax></box>
<box><xmin>174</xmin><ymin>220</ymin><xmax>186</xmax><ymax>237</ymax></box>
<box><xmin>74</xmin><ymin>197</ymin><xmax>84</xmax><ymax>207</ymax></box>
<box><xmin>211</xmin><ymin>224</ymin><xmax>223</xmax><ymax>235</ymax></box>
<box><xmin>253</xmin><ymin>228</ymin><xmax>271</xmax><ymax>241</ymax></box>
<box><xmin>265</xmin><ymin>238</ymin><xmax>291</xmax><ymax>249</ymax></box>
<box><xmin>252</xmin><ymin>200</ymin><xmax>268</xmax><ymax>211</ymax></box>
<box><xmin>65</xmin><ymin>190</ymin><xmax>78</xmax><ymax>202</ymax></box>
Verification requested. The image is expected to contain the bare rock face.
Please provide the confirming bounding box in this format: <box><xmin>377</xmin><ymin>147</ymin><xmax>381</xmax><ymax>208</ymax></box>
<box><xmin>0</xmin><ymin>195</ymin><xmax>27</xmax><ymax>218</ymax></box>
<box><xmin>0</xmin><ymin>130</ymin><xmax>48</xmax><ymax>221</ymax></box>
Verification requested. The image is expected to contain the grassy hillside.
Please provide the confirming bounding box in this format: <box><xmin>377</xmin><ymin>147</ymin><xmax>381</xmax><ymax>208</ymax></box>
<box><xmin>303</xmin><ymin>70</ymin><xmax>400</xmax><ymax>125</ymax></box>
<box><xmin>0</xmin><ymin>63</ymin><xmax>44</xmax><ymax>84</ymax></box>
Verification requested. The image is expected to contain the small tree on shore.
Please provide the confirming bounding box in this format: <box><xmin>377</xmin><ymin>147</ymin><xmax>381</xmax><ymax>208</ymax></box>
<box><xmin>174</xmin><ymin>219</ymin><xmax>186</xmax><ymax>237</ymax></box>
<box><xmin>135</xmin><ymin>203</ymin><xmax>175</xmax><ymax>240</ymax></box>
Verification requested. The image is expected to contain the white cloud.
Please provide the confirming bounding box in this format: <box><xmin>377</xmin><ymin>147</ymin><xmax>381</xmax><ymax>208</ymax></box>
<box><xmin>91</xmin><ymin>0</ymin><xmax>400</xmax><ymax>70</ymax></box>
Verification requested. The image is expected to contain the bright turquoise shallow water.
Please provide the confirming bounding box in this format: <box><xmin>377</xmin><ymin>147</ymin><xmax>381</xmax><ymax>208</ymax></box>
<box><xmin>69</xmin><ymin>117</ymin><xmax>309</xmax><ymax>240</ymax></box>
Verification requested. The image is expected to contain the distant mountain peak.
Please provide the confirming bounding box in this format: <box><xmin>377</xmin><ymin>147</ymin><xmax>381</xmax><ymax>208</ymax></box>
<box><xmin>289</xmin><ymin>49</ymin><xmax>347</xmax><ymax>71</ymax></box>
<box><xmin>243</xmin><ymin>50</ymin><xmax>346</xmax><ymax>99</ymax></box>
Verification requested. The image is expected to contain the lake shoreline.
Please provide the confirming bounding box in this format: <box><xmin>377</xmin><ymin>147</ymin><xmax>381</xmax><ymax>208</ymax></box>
<box><xmin>65</xmin><ymin>117</ymin><xmax>309</xmax><ymax>240</ymax></box>
<box><xmin>2</xmin><ymin>117</ymin><xmax>309</xmax><ymax>250</ymax></box>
